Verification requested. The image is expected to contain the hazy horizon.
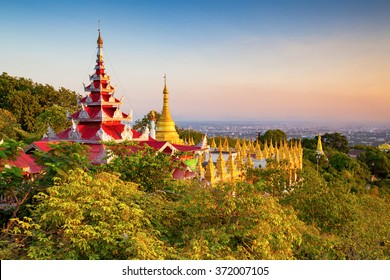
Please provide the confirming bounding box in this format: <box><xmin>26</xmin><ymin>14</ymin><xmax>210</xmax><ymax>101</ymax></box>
<box><xmin>1</xmin><ymin>0</ymin><xmax>389</xmax><ymax>124</ymax></box>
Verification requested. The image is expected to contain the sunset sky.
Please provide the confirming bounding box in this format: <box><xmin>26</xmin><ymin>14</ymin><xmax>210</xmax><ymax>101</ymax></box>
<box><xmin>1</xmin><ymin>0</ymin><xmax>389</xmax><ymax>124</ymax></box>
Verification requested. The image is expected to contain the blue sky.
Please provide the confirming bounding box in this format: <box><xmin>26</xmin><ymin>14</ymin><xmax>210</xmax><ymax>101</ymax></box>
<box><xmin>1</xmin><ymin>0</ymin><xmax>390</xmax><ymax>123</ymax></box>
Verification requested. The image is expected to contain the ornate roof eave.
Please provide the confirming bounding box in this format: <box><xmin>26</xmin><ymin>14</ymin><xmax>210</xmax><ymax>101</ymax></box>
<box><xmin>158</xmin><ymin>141</ymin><xmax>178</xmax><ymax>155</ymax></box>
<box><xmin>84</xmin><ymin>85</ymin><xmax>115</xmax><ymax>93</ymax></box>
<box><xmin>89</xmin><ymin>73</ymin><xmax>110</xmax><ymax>81</ymax></box>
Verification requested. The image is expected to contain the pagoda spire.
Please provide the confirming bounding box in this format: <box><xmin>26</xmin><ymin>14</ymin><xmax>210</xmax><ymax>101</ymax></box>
<box><xmin>216</xmin><ymin>150</ymin><xmax>228</xmax><ymax>181</ymax></box>
<box><xmin>205</xmin><ymin>154</ymin><xmax>216</xmax><ymax>185</ymax></box>
<box><xmin>155</xmin><ymin>74</ymin><xmax>182</xmax><ymax>144</ymax></box>
<box><xmin>316</xmin><ymin>134</ymin><xmax>325</xmax><ymax>155</ymax></box>
<box><xmin>161</xmin><ymin>74</ymin><xmax>173</xmax><ymax>122</ymax></box>
<box><xmin>96</xmin><ymin>28</ymin><xmax>104</xmax><ymax>65</ymax></box>
<box><xmin>62</xmin><ymin>28</ymin><xmax>135</xmax><ymax>143</ymax></box>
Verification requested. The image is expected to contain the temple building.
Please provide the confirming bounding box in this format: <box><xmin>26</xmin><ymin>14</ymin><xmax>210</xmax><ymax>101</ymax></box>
<box><xmin>378</xmin><ymin>142</ymin><xmax>390</xmax><ymax>152</ymax></box>
<box><xmin>51</xmin><ymin>30</ymin><xmax>146</xmax><ymax>144</ymax></box>
<box><xmin>12</xmin><ymin>30</ymin><xmax>203</xmax><ymax>176</ymax></box>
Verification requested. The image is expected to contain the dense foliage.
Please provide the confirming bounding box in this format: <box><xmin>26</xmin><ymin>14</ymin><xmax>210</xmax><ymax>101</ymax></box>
<box><xmin>0</xmin><ymin>72</ymin><xmax>79</xmax><ymax>141</ymax></box>
<box><xmin>1</xmin><ymin>135</ymin><xmax>389</xmax><ymax>260</ymax></box>
<box><xmin>258</xmin><ymin>129</ymin><xmax>287</xmax><ymax>144</ymax></box>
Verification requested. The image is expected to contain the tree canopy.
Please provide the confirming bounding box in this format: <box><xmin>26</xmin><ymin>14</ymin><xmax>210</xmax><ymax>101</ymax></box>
<box><xmin>0</xmin><ymin>72</ymin><xmax>79</xmax><ymax>140</ymax></box>
<box><xmin>322</xmin><ymin>132</ymin><xmax>349</xmax><ymax>154</ymax></box>
<box><xmin>259</xmin><ymin>129</ymin><xmax>287</xmax><ymax>144</ymax></box>
<box><xmin>10</xmin><ymin>170</ymin><xmax>166</xmax><ymax>260</ymax></box>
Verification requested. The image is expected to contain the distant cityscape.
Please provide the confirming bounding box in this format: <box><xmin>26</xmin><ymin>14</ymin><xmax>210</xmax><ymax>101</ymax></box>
<box><xmin>177</xmin><ymin>121</ymin><xmax>390</xmax><ymax>147</ymax></box>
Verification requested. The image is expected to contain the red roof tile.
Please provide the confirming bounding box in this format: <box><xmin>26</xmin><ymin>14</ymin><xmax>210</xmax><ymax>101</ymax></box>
<box><xmin>6</xmin><ymin>150</ymin><xmax>42</xmax><ymax>174</ymax></box>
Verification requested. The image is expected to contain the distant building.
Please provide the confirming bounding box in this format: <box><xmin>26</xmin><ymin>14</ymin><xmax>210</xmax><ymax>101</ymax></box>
<box><xmin>348</xmin><ymin>149</ymin><xmax>365</xmax><ymax>159</ymax></box>
<box><xmin>378</xmin><ymin>142</ymin><xmax>390</xmax><ymax>152</ymax></box>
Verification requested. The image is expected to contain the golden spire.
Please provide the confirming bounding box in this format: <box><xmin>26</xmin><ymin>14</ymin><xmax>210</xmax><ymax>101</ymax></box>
<box><xmin>210</xmin><ymin>138</ymin><xmax>217</xmax><ymax>149</ymax></box>
<box><xmin>241</xmin><ymin>139</ymin><xmax>247</xmax><ymax>151</ymax></box>
<box><xmin>235</xmin><ymin>150</ymin><xmax>244</xmax><ymax>170</ymax></box>
<box><xmin>255</xmin><ymin>145</ymin><xmax>263</xmax><ymax>160</ymax></box>
<box><xmin>227</xmin><ymin>150</ymin><xmax>239</xmax><ymax>181</ymax></box>
<box><xmin>196</xmin><ymin>155</ymin><xmax>205</xmax><ymax>178</ymax></box>
<box><xmin>216</xmin><ymin>151</ymin><xmax>228</xmax><ymax>181</ymax></box>
<box><xmin>161</xmin><ymin>74</ymin><xmax>173</xmax><ymax>122</ymax></box>
<box><xmin>246</xmin><ymin>153</ymin><xmax>254</xmax><ymax>168</ymax></box>
<box><xmin>235</xmin><ymin>138</ymin><xmax>241</xmax><ymax>151</ymax></box>
<box><xmin>155</xmin><ymin>74</ymin><xmax>182</xmax><ymax>144</ymax></box>
<box><xmin>223</xmin><ymin>137</ymin><xmax>229</xmax><ymax>152</ymax></box>
<box><xmin>96</xmin><ymin>25</ymin><xmax>104</xmax><ymax>64</ymax></box>
<box><xmin>249</xmin><ymin>139</ymin><xmax>255</xmax><ymax>154</ymax></box>
<box><xmin>316</xmin><ymin>134</ymin><xmax>324</xmax><ymax>155</ymax></box>
<box><xmin>97</xmin><ymin>29</ymin><xmax>103</xmax><ymax>46</ymax></box>
<box><xmin>263</xmin><ymin>141</ymin><xmax>269</xmax><ymax>159</ymax></box>
<box><xmin>205</xmin><ymin>154</ymin><xmax>216</xmax><ymax>185</ymax></box>
<box><xmin>150</xmin><ymin>110</ymin><xmax>156</xmax><ymax>121</ymax></box>
<box><xmin>269</xmin><ymin>140</ymin><xmax>274</xmax><ymax>156</ymax></box>
<box><xmin>218</xmin><ymin>138</ymin><xmax>223</xmax><ymax>152</ymax></box>
<box><xmin>97</xmin><ymin>20</ymin><xmax>103</xmax><ymax>47</ymax></box>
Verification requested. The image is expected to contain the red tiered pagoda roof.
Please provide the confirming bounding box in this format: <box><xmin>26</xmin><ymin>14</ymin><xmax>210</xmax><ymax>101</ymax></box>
<box><xmin>44</xmin><ymin>29</ymin><xmax>143</xmax><ymax>144</ymax></box>
<box><xmin>5</xmin><ymin>29</ymin><xmax>203</xmax><ymax>176</ymax></box>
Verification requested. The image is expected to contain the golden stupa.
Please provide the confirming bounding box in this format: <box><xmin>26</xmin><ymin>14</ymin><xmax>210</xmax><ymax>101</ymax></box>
<box><xmin>155</xmin><ymin>75</ymin><xmax>183</xmax><ymax>144</ymax></box>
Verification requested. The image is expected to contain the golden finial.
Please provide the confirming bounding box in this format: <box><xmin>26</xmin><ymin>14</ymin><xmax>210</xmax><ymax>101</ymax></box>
<box><xmin>163</xmin><ymin>73</ymin><xmax>168</xmax><ymax>93</ymax></box>
<box><xmin>150</xmin><ymin>110</ymin><xmax>156</xmax><ymax>120</ymax></box>
<box><xmin>97</xmin><ymin>20</ymin><xmax>103</xmax><ymax>46</ymax></box>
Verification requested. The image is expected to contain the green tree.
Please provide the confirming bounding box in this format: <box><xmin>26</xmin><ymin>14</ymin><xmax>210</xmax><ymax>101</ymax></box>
<box><xmin>358</xmin><ymin>149</ymin><xmax>390</xmax><ymax>179</ymax></box>
<box><xmin>1</xmin><ymin>141</ymin><xmax>90</xmax><ymax>233</ymax></box>
<box><xmin>281</xmin><ymin>159</ymin><xmax>356</xmax><ymax>234</ymax></box>
<box><xmin>34</xmin><ymin>105</ymin><xmax>70</xmax><ymax>136</ymax></box>
<box><xmin>177</xmin><ymin>127</ymin><xmax>204</xmax><ymax>145</ymax></box>
<box><xmin>102</xmin><ymin>142</ymin><xmax>179</xmax><ymax>192</ymax></box>
<box><xmin>322</xmin><ymin>132</ymin><xmax>349</xmax><ymax>154</ymax></box>
<box><xmin>133</xmin><ymin>110</ymin><xmax>160</xmax><ymax>131</ymax></box>
<box><xmin>0</xmin><ymin>140</ymin><xmax>29</xmax><ymax>229</ymax></box>
<box><xmin>0</xmin><ymin>72</ymin><xmax>79</xmax><ymax>137</ymax></box>
<box><xmin>329</xmin><ymin>151</ymin><xmax>354</xmax><ymax>172</ymax></box>
<box><xmin>0</xmin><ymin>109</ymin><xmax>21</xmax><ymax>140</ymax></box>
<box><xmin>9</xmin><ymin>169</ymin><xmax>167</xmax><ymax>259</ymax></box>
<box><xmin>34</xmin><ymin>141</ymin><xmax>90</xmax><ymax>186</ymax></box>
<box><xmin>338</xmin><ymin>195</ymin><xmax>390</xmax><ymax>259</ymax></box>
<box><xmin>259</xmin><ymin>129</ymin><xmax>287</xmax><ymax>144</ymax></box>
<box><xmin>246</xmin><ymin>159</ymin><xmax>291</xmax><ymax>197</ymax></box>
<box><xmin>167</xmin><ymin>181</ymin><xmax>303</xmax><ymax>259</ymax></box>
<box><xmin>8</xmin><ymin>89</ymin><xmax>42</xmax><ymax>132</ymax></box>
<box><xmin>301</xmin><ymin>137</ymin><xmax>317</xmax><ymax>150</ymax></box>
